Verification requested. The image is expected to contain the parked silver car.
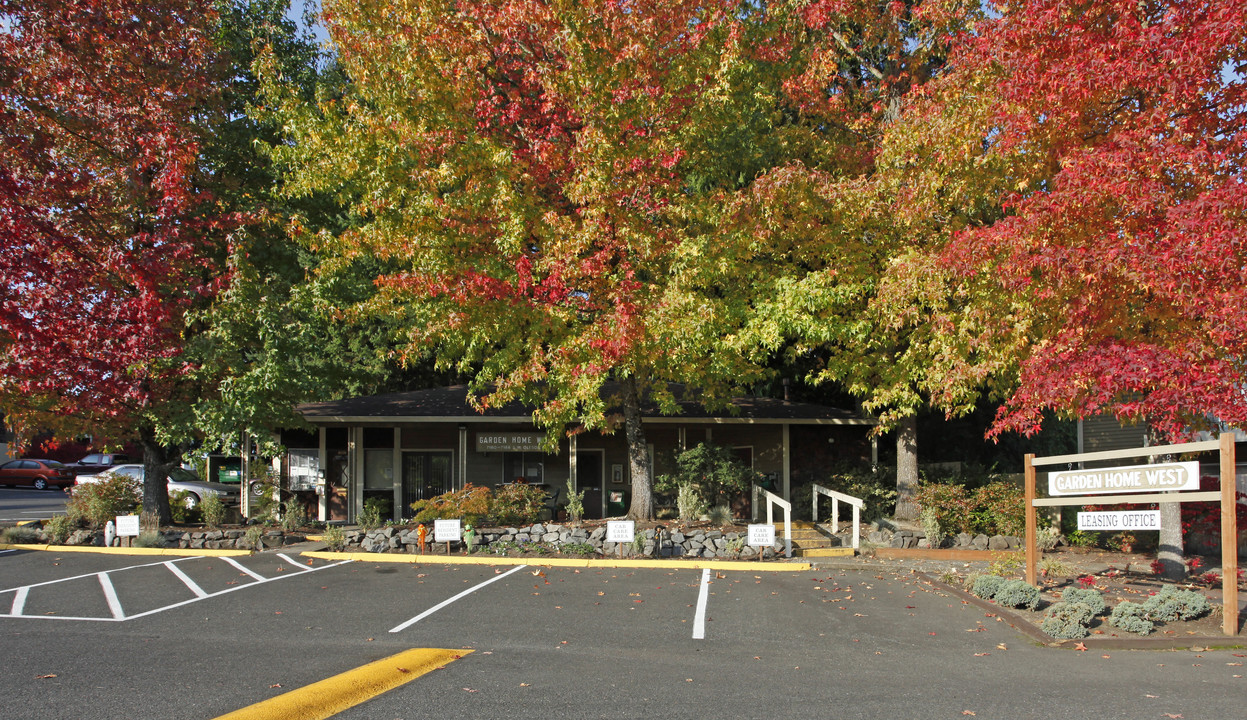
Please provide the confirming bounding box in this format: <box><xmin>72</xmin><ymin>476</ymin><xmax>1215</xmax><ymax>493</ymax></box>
<box><xmin>75</xmin><ymin>464</ymin><xmax>240</xmax><ymax>509</ymax></box>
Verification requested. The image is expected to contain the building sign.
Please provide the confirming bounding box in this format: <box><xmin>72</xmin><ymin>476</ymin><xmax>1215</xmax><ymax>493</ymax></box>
<box><xmin>476</xmin><ymin>432</ymin><xmax>544</xmax><ymax>453</ymax></box>
<box><xmin>747</xmin><ymin>524</ymin><xmax>776</xmax><ymax>547</ymax></box>
<box><xmin>1047</xmin><ymin>461</ymin><xmax>1200</xmax><ymax>496</ymax></box>
<box><xmin>1077</xmin><ymin>511</ymin><xmax>1162</xmax><ymax>531</ymax></box>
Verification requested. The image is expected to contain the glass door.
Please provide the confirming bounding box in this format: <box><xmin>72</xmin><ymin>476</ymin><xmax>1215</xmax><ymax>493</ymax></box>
<box><xmin>402</xmin><ymin>451</ymin><xmax>453</xmax><ymax>517</ymax></box>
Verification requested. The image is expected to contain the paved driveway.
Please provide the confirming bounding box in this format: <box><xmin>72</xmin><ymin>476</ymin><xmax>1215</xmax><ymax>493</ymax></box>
<box><xmin>0</xmin><ymin>550</ymin><xmax>1243</xmax><ymax>719</ymax></box>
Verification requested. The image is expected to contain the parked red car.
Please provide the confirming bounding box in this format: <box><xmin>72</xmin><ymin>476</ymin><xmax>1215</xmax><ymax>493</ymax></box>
<box><xmin>0</xmin><ymin>458</ymin><xmax>76</xmax><ymax>490</ymax></box>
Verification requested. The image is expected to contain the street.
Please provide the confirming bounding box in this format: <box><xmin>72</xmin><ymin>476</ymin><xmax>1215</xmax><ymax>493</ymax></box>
<box><xmin>0</xmin><ymin>486</ymin><xmax>68</xmax><ymax>524</ymax></box>
<box><xmin>1</xmin><ymin>548</ymin><xmax>1244</xmax><ymax>720</ymax></box>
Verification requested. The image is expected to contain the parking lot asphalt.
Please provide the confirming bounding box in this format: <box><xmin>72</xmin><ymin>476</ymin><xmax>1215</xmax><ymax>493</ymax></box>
<box><xmin>3</xmin><ymin>546</ymin><xmax>1247</xmax><ymax>720</ymax></box>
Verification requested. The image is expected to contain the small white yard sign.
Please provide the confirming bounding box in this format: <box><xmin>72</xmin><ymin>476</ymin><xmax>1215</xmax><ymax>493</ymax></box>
<box><xmin>115</xmin><ymin>515</ymin><xmax>140</xmax><ymax>538</ymax></box>
<box><xmin>434</xmin><ymin>519</ymin><xmax>462</xmax><ymax>543</ymax></box>
<box><xmin>606</xmin><ymin>520</ymin><xmax>635</xmax><ymax>544</ymax></box>
<box><xmin>747</xmin><ymin>524</ymin><xmax>775</xmax><ymax>547</ymax></box>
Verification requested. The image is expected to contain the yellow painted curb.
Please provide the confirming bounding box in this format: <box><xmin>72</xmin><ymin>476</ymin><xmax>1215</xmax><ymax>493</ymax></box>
<box><xmin>213</xmin><ymin>648</ymin><xmax>469</xmax><ymax>720</ymax></box>
<box><xmin>301</xmin><ymin>550</ymin><xmax>811</xmax><ymax>572</ymax></box>
<box><xmin>0</xmin><ymin>543</ymin><xmax>252</xmax><ymax>557</ymax></box>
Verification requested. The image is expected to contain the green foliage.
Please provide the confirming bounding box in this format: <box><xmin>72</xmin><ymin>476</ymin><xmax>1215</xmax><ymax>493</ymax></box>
<box><xmin>1036</xmin><ymin>526</ymin><xmax>1061</xmax><ymax>551</ymax></box>
<box><xmin>358</xmin><ymin>498</ymin><xmax>385</xmax><ymax>531</ymax></box>
<box><xmin>1142</xmin><ymin>585</ymin><xmax>1212</xmax><ymax>623</ymax></box>
<box><xmin>993</xmin><ymin>579</ymin><xmax>1042</xmax><ymax>611</ymax></box>
<box><xmin>44</xmin><ymin>514</ymin><xmax>76</xmax><ymax>544</ymax></box>
<box><xmin>410</xmin><ymin>484</ymin><xmax>493</xmax><ymax>525</ymax></box>
<box><xmin>656</xmin><ymin>443</ymin><xmax>760</xmax><ymax>514</ymax></box>
<box><xmin>200</xmin><ymin>493</ymin><xmax>228</xmax><ymax>528</ymax></box>
<box><xmin>1065</xmin><ymin>529</ymin><xmax>1101</xmax><ymax>548</ymax></box>
<box><xmin>564</xmin><ymin>479</ymin><xmax>585</xmax><ymax>523</ymax></box>
<box><xmin>676</xmin><ymin>483</ymin><xmax>706</xmax><ymax>522</ymax></box>
<box><xmin>1109</xmin><ymin>601</ymin><xmax>1154</xmax><ymax>636</ymax></box>
<box><xmin>244</xmin><ymin>524</ymin><xmax>266</xmax><ymax>549</ymax></box>
<box><xmin>66</xmin><ymin>475</ymin><xmax>141</xmax><ymax>528</ymax></box>
<box><xmin>169</xmin><ymin>490</ymin><xmax>202</xmax><ymax>524</ymax></box>
<box><xmin>988</xmin><ymin>553</ymin><xmax>1026</xmax><ymax>578</ymax></box>
<box><xmin>725</xmin><ymin>536</ymin><xmax>745</xmax><ymax>555</ymax></box>
<box><xmin>1042</xmin><ymin>602</ymin><xmax>1095</xmax><ymax>639</ymax></box>
<box><xmin>1061</xmin><ymin>587</ymin><xmax>1107</xmax><ymax>616</ymax></box>
<box><xmin>809</xmin><ymin>466</ymin><xmax>899</xmax><ymax>522</ymax></box>
<box><xmin>281</xmin><ymin>499</ymin><xmax>309</xmax><ymax>532</ymax></box>
<box><xmin>133</xmin><ymin>531</ymin><xmax>170</xmax><ymax>549</ymax></box>
<box><xmin>914</xmin><ymin>479</ymin><xmax>1027</xmax><ymax>537</ymax></box>
<box><xmin>1</xmin><ymin>526</ymin><xmax>41</xmax><ymax>544</ymax></box>
<box><xmin>324</xmin><ymin>521</ymin><xmax>349</xmax><ymax>549</ymax></box>
<box><xmin>705</xmin><ymin>504</ymin><xmax>733</xmax><ymax>526</ymax></box>
<box><xmin>1038</xmin><ymin>558</ymin><xmax>1073</xmax><ymax>579</ymax></box>
<box><xmin>920</xmin><ymin>507</ymin><xmax>946</xmax><ymax>549</ymax></box>
<box><xmin>971</xmin><ymin>574</ymin><xmax>1007</xmax><ymax>600</ymax></box>
<box><xmin>561</xmin><ymin>541</ymin><xmax>595</xmax><ymax>556</ymax></box>
<box><xmin>490</xmin><ymin>484</ymin><xmax>548</xmax><ymax>527</ymax></box>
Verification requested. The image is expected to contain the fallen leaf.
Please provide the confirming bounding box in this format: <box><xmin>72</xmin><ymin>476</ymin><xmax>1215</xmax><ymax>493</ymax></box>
<box><xmin>973</xmin><ymin>653</ymin><xmax>990</xmax><ymax>657</ymax></box>
<box><xmin>962</xmin><ymin>711</ymin><xmax>976</xmax><ymax>716</ymax></box>
<box><xmin>397</xmin><ymin>667</ymin><xmax>410</xmax><ymax>674</ymax></box>
<box><xmin>35</xmin><ymin>674</ymin><xmax>57</xmax><ymax>679</ymax></box>
<box><xmin>269</xmin><ymin>684</ymin><xmax>282</xmax><ymax>689</ymax></box>
<box><xmin>1074</xmin><ymin>643</ymin><xmax>1088</xmax><ymax>652</ymax></box>
<box><xmin>462</xmin><ymin>688</ymin><xmax>478</xmax><ymax>693</ymax></box>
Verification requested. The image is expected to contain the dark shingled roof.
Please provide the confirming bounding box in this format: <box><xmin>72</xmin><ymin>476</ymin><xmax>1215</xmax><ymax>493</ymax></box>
<box><xmin>297</xmin><ymin>385</ymin><xmax>873</xmax><ymax>425</ymax></box>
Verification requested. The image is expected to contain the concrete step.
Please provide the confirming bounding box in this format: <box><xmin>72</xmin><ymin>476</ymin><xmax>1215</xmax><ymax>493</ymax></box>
<box><xmin>793</xmin><ymin>547</ymin><xmax>855</xmax><ymax>558</ymax></box>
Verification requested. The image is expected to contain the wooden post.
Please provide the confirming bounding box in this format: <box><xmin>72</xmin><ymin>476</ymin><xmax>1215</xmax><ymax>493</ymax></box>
<box><xmin>1220</xmin><ymin>433</ymin><xmax>1239</xmax><ymax>636</ymax></box>
<box><xmin>1025</xmin><ymin>453</ymin><xmax>1038</xmax><ymax>586</ymax></box>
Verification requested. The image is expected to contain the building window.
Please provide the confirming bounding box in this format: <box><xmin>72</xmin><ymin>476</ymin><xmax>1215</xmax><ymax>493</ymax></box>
<box><xmin>503</xmin><ymin>452</ymin><xmax>544</xmax><ymax>484</ymax></box>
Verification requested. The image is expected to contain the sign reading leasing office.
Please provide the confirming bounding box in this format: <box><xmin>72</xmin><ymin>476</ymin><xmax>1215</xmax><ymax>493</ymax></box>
<box><xmin>1048</xmin><ymin>461</ymin><xmax>1200</xmax><ymax>496</ymax></box>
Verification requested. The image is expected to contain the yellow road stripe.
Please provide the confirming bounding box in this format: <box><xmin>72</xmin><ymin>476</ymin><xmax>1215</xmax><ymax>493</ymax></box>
<box><xmin>0</xmin><ymin>543</ymin><xmax>251</xmax><ymax>557</ymax></box>
<box><xmin>213</xmin><ymin>648</ymin><xmax>470</xmax><ymax>720</ymax></box>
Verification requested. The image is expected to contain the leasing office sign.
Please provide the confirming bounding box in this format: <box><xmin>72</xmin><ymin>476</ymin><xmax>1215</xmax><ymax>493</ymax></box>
<box><xmin>1048</xmin><ymin>461</ymin><xmax>1200</xmax><ymax>496</ymax></box>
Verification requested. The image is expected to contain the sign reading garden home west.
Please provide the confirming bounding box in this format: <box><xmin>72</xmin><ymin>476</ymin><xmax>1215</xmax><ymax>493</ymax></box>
<box><xmin>1047</xmin><ymin>461</ymin><xmax>1200</xmax><ymax>496</ymax></box>
<box><xmin>476</xmin><ymin>432</ymin><xmax>544</xmax><ymax>453</ymax></box>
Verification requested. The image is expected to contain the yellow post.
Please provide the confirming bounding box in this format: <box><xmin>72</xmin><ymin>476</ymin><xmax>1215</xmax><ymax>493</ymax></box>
<box><xmin>1220</xmin><ymin>433</ymin><xmax>1239</xmax><ymax>636</ymax></box>
<box><xmin>1025</xmin><ymin>453</ymin><xmax>1037</xmax><ymax>586</ymax></box>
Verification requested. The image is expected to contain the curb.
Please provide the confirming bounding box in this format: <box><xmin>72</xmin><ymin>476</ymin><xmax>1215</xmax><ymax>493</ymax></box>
<box><xmin>0</xmin><ymin>542</ymin><xmax>253</xmax><ymax>558</ymax></box>
<box><xmin>300</xmin><ymin>550</ymin><xmax>812</xmax><ymax>572</ymax></box>
<box><xmin>915</xmin><ymin>571</ymin><xmax>1246</xmax><ymax>650</ymax></box>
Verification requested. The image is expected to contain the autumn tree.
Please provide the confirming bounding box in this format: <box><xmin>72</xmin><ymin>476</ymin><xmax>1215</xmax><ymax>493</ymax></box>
<box><xmin>264</xmin><ymin>0</ymin><xmax>847</xmax><ymax>520</ymax></box>
<box><xmin>0</xmin><ymin>0</ymin><xmax>233</xmax><ymax>522</ymax></box>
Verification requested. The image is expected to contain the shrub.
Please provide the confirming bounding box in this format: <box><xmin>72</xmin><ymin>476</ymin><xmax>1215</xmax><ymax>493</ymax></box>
<box><xmin>914</xmin><ymin>484</ymin><xmax>975</xmax><ymax>534</ymax></box>
<box><xmin>564</xmin><ymin>479</ymin><xmax>585</xmax><ymax>523</ymax></box>
<box><xmin>1036</xmin><ymin>526</ymin><xmax>1061</xmax><ymax>551</ymax></box>
<box><xmin>676</xmin><ymin>482</ymin><xmax>705</xmax><ymax>522</ymax></box>
<box><xmin>993</xmin><ymin>579</ymin><xmax>1042</xmax><ymax>610</ymax></box>
<box><xmin>410</xmin><ymin>483</ymin><xmax>493</xmax><ymax>525</ymax></box>
<box><xmin>973</xmin><ymin>482</ymin><xmax>1027</xmax><ymax>537</ymax></box>
<box><xmin>323</xmin><ymin>525</ymin><xmax>347</xmax><ymax>551</ymax></box>
<box><xmin>66</xmin><ymin>474</ymin><xmax>140</xmax><ymax>528</ymax></box>
<box><xmin>358</xmin><ymin>498</ymin><xmax>385</xmax><ymax>531</ymax></box>
<box><xmin>1061</xmin><ymin>587</ymin><xmax>1107</xmax><ymax>616</ymax></box>
<box><xmin>244</xmin><ymin>525</ymin><xmax>265</xmax><ymax>549</ymax></box>
<box><xmin>281</xmin><ymin>499</ymin><xmax>309</xmax><ymax>532</ymax></box>
<box><xmin>133</xmin><ymin>531</ymin><xmax>170</xmax><ymax>548</ymax></box>
<box><xmin>705</xmin><ymin>504</ymin><xmax>732</xmax><ymax>526</ymax></box>
<box><xmin>794</xmin><ymin>465</ymin><xmax>898</xmax><ymax>522</ymax></box>
<box><xmin>44</xmin><ymin>514</ymin><xmax>76</xmax><ymax>544</ymax></box>
<box><xmin>971</xmin><ymin>574</ymin><xmax>1007</xmax><ymax>600</ymax></box>
<box><xmin>490</xmin><ymin>483</ymin><xmax>547</xmax><ymax>526</ymax></box>
<box><xmin>655</xmin><ymin>443</ymin><xmax>760</xmax><ymax>513</ymax></box>
<box><xmin>168</xmin><ymin>490</ymin><xmax>201</xmax><ymax>524</ymax></box>
<box><xmin>1038</xmin><ymin>558</ymin><xmax>1073</xmax><ymax>579</ymax></box>
<box><xmin>200</xmin><ymin>494</ymin><xmax>227</xmax><ymax>528</ymax></box>
<box><xmin>1</xmin><ymin>525</ymin><xmax>42</xmax><ymax>544</ymax></box>
<box><xmin>1109</xmin><ymin>601</ymin><xmax>1154</xmax><ymax>635</ymax></box>
<box><xmin>1042</xmin><ymin>602</ymin><xmax>1095</xmax><ymax>639</ymax></box>
<box><xmin>921</xmin><ymin>507</ymin><xmax>946</xmax><ymax>549</ymax></box>
<box><xmin>1142</xmin><ymin>585</ymin><xmax>1211</xmax><ymax>622</ymax></box>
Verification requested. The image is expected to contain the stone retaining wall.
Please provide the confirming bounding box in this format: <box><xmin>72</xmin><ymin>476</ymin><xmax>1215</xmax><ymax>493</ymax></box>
<box><xmin>37</xmin><ymin>528</ymin><xmax>304</xmax><ymax>550</ymax></box>
<box><xmin>344</xmin><ymin>523</ymin><xmax>784</xmax><ymax>558</ymax></box>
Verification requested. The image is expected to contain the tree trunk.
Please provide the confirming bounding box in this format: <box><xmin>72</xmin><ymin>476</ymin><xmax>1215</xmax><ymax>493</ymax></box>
<box><xmin>1157</xmin><ymin>495</ymin><xmax>1186</xmax><ymax>580</ymax></box>
<box><xmin>138</xmin><ymin>427</ymin><xmax>177</xmax><ymax>526</ymax></box>
<box><xmin>894</xmin><ymin>414</ymin><xmax>920</xmax><ymax>521</ymax></box>
<box><xmin>621</xmin><ymin>375</ymin><xmax>654</xmax><ymax>521</ymax></box>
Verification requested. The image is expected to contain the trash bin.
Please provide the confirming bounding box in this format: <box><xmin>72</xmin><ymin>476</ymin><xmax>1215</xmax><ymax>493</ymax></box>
<box><xmin>606</xmin><ymin>490</ymin><xmax>630</xmax><ymax>517</ymax></box>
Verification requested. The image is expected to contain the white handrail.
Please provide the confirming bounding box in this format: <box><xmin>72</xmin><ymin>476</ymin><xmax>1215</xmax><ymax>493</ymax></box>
<box><xmin>812</xmin><ymin>484</ymin><xmax>863</xmax><ymax>550</ymax></box>
<box><xmin>753</xmin><ymin>484</ymin><xmax>792</xmax><ymax>558</ymax></box>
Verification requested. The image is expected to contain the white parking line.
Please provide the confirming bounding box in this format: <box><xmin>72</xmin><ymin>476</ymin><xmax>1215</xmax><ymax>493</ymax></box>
<box><xmin>0</xmin><ymin>556</ymin><xmax>353</xmax><ymax>623</ymax></box>
<box><xmin>277</xmin><ymin>553</ymin><xmax>313</xmax><ymax>571</ymax></box>
<box><xmin>222</xmin><ymin>556</ymin><xmax>267</xmax><ymax>581</ymax></box>
<box><xmin>98</xmin><ymin>573</ymin><xmax>125</xmax><ymax>620</ymax></box>
<box><xmin>692</xmin><ymin>568</ymin><xmax>711</xmax><ymax>640</ymax></box>
<box><xmin>164</xmin><ymin>560</ymin><xmax>208</xmax><ymax>598</ymax></box>
<box><xmin>389</xmin><ymin>564</ymin><xmax>528</xmax><ymax>633</ymax></box>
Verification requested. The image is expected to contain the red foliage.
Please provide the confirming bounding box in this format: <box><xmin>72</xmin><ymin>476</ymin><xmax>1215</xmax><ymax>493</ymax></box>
<box><xmin>0</xmin><ymin>0</ymin><xmax>233</xmax><ymax>438</ymax></box>
<box><xmin>929</xmin><ymin>0</ymin><xmax>1247</xmax><ymax>439</ymax></box>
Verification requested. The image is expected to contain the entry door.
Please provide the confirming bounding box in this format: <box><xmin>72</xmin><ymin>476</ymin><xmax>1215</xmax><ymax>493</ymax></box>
<box><xmin>577</xmin><ymin>450</ymin><xmax>604</xmax><ymax>520</ymax></box>
<box><xmin>402</xmin><ymin>451</ymin><xmax>453</xmax><ymax>516</ymax></box>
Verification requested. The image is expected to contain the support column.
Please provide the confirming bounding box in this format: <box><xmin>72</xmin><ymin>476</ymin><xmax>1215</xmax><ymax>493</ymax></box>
<box><xmin>458</xmin><ymin>425</ymin><xmax>468</xmax><ymax>490</ymax></box>
<box><xmin>1221</xmin><ymin>433</ymin><xmax>1239</xmax><ymax>636</ymax></box>
<box><xmin>1025</xmin><ymin>453</ymin><xmax>1037</xmax><ymax>586</ymax></box>
<box><xmin>317</xmin><ymin>427</ymin><xmax>327</xmax><ymax>523</ymax></box>
<box><xmin>392</xmin><ymin>427</ymin><xmax>402</xmax><ymax>522</ymax></box>
<box><xmin>350</xmin><ymin>427</ymin><xmax>362</xmax><ymax>522</ymax></box>
<box><xmin>782</xmin><ymin>423</ymin><xmax>791</xmax><ymax>501</ymax></box>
